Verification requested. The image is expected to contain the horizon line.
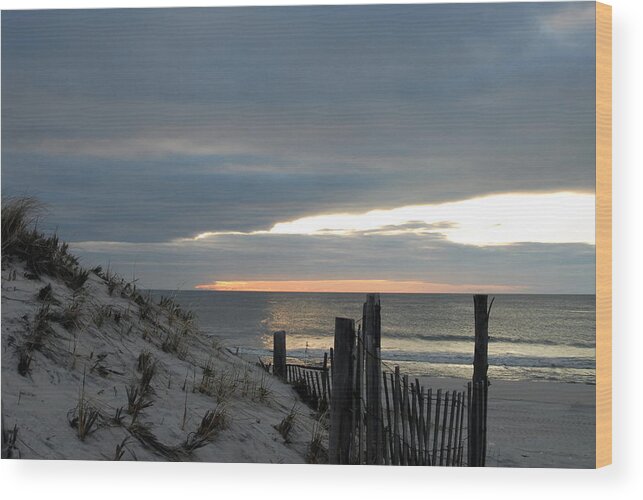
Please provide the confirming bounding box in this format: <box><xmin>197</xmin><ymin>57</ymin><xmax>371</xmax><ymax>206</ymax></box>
<box><xmin>144</xmin><ymin>288</ymin><xmax>596</xmax><ymax>296</ymax></box>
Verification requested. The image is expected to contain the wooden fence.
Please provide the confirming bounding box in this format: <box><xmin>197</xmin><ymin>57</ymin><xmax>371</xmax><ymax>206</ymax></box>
<box><xmin>285</xmin><ymin>360</ymin><xmax>331</xmax><ymax>412</ymax></box>
<box><xmin>380</xmin><ymin>367</ymin><xmax>467</xmax><ymax>466</ymax></box>
<box><xmin>270</xmin><ymin>293</ymin><xmax>490</xmax><ymax>466</ymax></box>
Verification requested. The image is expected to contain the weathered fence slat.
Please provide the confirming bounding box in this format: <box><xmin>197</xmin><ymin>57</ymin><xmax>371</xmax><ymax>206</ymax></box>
<box><xmin>382</xmin><ymin>371</ymin><xmax>394</xmax><ymax>463</ymax></box>
<box><xmin>364</xmin><ymin>294</ymin><xmax>382</xmax><ymax>465</ymax></box>
<box><xmin>452</xmin><ymin>392</ymin><xmax>462</xmax><ymax>466</ymax></box>
<box><xmin>439</xmin><ymin>390</ymin><xmax>449</xmax><ymax>465</ymax></box>
<box><xmin>329</xmin><ymin>317</ymin><xmax>356</xmax><ymax>464</ymax></box>
<box><xmin>401</xmin><ymin>374</ymin><xmax>409</xmax><ymax>465</ymax></box>
<box><xmin>417</xmin><ymin>381</ymin><xmax>425</xmax><ymax>465</ymax></box>
<box><xmin>425</xmin><ymin>388</ymin><xmax>433</xmax><ymax>465</ymax></box>
<box><xmin>408</xmin><ymin>378</ymin><xmax>417</xmax><ymax>465</ymax></box>
<box><xmin>391</xmin><ymin>366</ymin><xmax>404</xmax><ymax>465</ymax></box>
<box><xmin>432</xmin><ymin>389</ymin><xmax>442</xmax><ymax>465</ymax></box>
<box><xmin>447</xmin><ymin>390</ymin><xmax>457</xmax><ymax>466</ymax></box>
<box><xmin>457</xmin><ymin>389</ymin><xmax>466</xmax><ymax>465</ymax></box>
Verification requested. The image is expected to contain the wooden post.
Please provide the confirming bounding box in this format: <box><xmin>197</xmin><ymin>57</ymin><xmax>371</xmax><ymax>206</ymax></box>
<box><xmin>467</xmin><ymin>382</ymin><xmax>472</xmax><ymax>466</ymax></box>
<box><xmin>273</xmin><ymin>331</ymin><xmax>287</xmax><ymax>380</ymax></box>
<box><xmin>354</xmin><ymin>325</ymin><xmax>363</xmax><ymax>464</ymax></box>
<box><xmin>482</xmin><ymin>379</ymin><xmax>488</xmax><ymax>465</ymax></box>
<box><xmin>392</xmin><ymin>368</ymin><xmax>402</xmax><ymax>464</ymax></box>
<box><xmin>329</xmin><ymin>317</ymin><xmax>356</xmax><ymax>464</ymax></box>
<box><xmin>470</xmin><ymin>294</ymin><xmax>491</xmax><ymax>466</ymax></box>
<box><xmin>363</xmin><ymin>293</ymin><xmax>382</xmax><ymax>465</ymax></box>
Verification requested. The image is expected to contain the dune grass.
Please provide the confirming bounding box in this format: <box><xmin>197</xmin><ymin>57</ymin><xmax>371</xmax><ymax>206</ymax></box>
<box><xmin>276</xmin><ymin>404</ymin><xmax>298</xmax><ymax>443</ymax></box>
<box><xmin>183</xmin><ymin>407</ymin><xmax>228</xmax><ymax>452</ymax></box>
<box><xmin>68</xmin><ymin>371</ymin><xmax>101</xmax><ymax>441</ymax></box>
<box><xmin>1</xmin><ymin>416</ymin><xmax>20</xmax><ymax>459</ymax></box>
<box><xmin>2</xmin><ymin>197</ymin><xmax>90</xmax><ymax>290</ymax></box>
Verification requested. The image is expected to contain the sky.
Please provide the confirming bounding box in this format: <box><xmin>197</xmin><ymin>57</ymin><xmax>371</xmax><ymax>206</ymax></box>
<box><xmin>1</xmin><ymin>3</ymin><xmax>596</xmax><ymax>293</ymax></box>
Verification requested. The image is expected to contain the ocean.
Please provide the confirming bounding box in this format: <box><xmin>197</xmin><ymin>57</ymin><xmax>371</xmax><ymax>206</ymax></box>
<box><xmin>150</xmin><ymin>291</ymin><xmax>596</xmax><ymax>384</ymax></box>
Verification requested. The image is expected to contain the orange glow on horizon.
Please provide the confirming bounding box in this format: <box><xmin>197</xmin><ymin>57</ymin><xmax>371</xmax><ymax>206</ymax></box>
<box><xmin>195</xmin><ymin>280</ymin><xmax>521</xmax><ymax>294</ymax></box>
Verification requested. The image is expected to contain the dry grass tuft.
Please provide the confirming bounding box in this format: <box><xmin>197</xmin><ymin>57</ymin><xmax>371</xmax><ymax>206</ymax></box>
<box><xmin>92</xmin><ymin>305</ymin><xmax>114</xmax><ymax>328</ymax></box>
<box><xmin>158</xmin><ymin>295</ymin><xmax>195</xmax><ymax>326</ymax></box>
<box><xmin>17</xmin><ymin>303</ymin><xmax>54</xmax><ymax>375</ymax></box>
<box><xmin>1</xmin><ymin>196</ymin><xmax>42</xmax><ymax>255</ymax></box>
<box><xmin>68</xmin><ymin>371</ymin><xmax>101</xmax><ymax>441</ymax></box>
<box><xmin>125</xmin><ymin>352</ymin><xmax>158</xmax><ymax>423</ymax></box>
<box><xmin>306</xmin><ymin>412</ymin><xmax>328</xmax><ymax>464</ymax></box>
<box><xmin>1</xmin><ymin>417</ymin><xmax>20</xmax><ymax>459</ymax></box>
<box><xmin>161</xmin><ymin>328</ymin><xmax>190</xmax><ymax>359</ymax></box>
<box><xmin>128</xmin><ymin>423</ymin><xmax>185</xmax><ymax>461</ymax></box>
<box><xmin>275</xmin><ymin>405</ymin><xmax>298</xmax><ymax>443</ymax></box>
<box><xmin>137</xmin><ymin>351</ymin><xmax>157</xmax><ymax>394</ymax></box>
<box><xmin>52</xmin><ymin>298</ymin><xmax>84</xmax><ymax>330</ymax></box>
<box><xmin>113</xmin><ymin>436</ymin><xmax>131</xmax><ymax>461</ymax></box>
<box><xmin>17</xmin><ymin>346</ymin><xmax>34</xmax><ymax>376</ymax></box>
<box><xmin>126</xmin><ymin>383</ymin><xmax>154</xmax><ymax>424</ymax></box>
<box><xmin>184</xmin><ymin>407</ymin><xmax>228</xmax><ymax>452</ymax></box>
<box><xmin>37</xmin><ymin>283</ymin><xmax>56</xmax><ymax>303</ymax></box>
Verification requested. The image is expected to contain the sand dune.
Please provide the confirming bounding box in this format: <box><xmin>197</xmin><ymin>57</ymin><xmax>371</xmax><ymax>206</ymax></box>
<box><xmin>1</xmin><ymin>261</ymin><xmax>325</xmax><ymax>462</ymax></box>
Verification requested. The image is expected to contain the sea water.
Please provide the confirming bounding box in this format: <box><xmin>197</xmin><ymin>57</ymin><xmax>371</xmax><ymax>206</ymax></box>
<box><xmin>150</xmin><ymin>291</ymin><xmax>596</xmax><ymax>384</ymax></box>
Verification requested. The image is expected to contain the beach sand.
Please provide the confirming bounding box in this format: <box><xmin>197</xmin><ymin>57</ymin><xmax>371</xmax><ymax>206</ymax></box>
<box><xmin>1</xmin><ymin>261</ymin><xmax>325</xmax><ymax>463</ymax></box>
<box><xmin>416</xmin><ymin>376</ymin><xmax>595</xmax><ymax>468</ymax></box>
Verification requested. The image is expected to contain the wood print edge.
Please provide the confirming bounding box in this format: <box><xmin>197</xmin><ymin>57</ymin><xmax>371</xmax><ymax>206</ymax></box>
<box><xmin>595</xmin><ymin>1</ymin><xmax>612</xmax><ymax>469</ymax></box>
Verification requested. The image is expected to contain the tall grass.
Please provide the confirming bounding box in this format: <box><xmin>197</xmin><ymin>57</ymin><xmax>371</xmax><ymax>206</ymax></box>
<box><xmin>68</xmin><ymin>371</ymin><xmax>100</xmax><ymax>441</ymax></box>
<box><xmin>306</xmin><ymin>414</ymin><xmax>328</xmax><ymax>464</ymax></box>
<box><xmin>1</xmin><ymin>197</ymin><xmax>41</xmax><ymax>255</ymax></box>
<box><xmin>2</xmin><ymin>197</ymin><xmax>89</xmax><ymax>291</ymax></box>
<box><xmin>125</xmin><ymin>352</ymin><xmax>158</xmax><ymax>423</ymax></box>
<box><xmin>183</xmin><ymin>407</ymin><xmax>228</xmax><ymax>452</ymax></box>
<box><xmin>17</xmin><ymin>303</ymin><xmax>54</xmax><ymax>375</ymax></box>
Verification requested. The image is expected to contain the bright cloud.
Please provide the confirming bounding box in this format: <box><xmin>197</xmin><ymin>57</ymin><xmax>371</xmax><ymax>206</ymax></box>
<box><xmin>185</xmin><ymin>192</ymin><xmax>595</xmax><ymax>247</ymax></box>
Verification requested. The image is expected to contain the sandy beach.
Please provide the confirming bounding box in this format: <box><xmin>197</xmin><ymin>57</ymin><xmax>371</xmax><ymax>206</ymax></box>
<box><xmin>1</xmin><ymin>260</ymin><xmax>325</xmax><ymax>463</ymax></box>
<box><xmin>415</xmin><ymin>376</ymin><xmax>595</xmax><ymax>468</ymax></box>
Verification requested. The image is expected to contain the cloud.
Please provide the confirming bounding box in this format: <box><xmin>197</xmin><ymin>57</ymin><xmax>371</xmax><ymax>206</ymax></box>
<box><xmin>539</xmin><ymin>3</ymin><xmax>595</xmax><ymax>36</ymax></box>
<box><xmin>2</xmin><ymin>4</ymin><xmax>597</xmax><ymax>292</ymax></box>
<box><xmin>71</xmin><ymin>231</ymin><xmax>595</xmax><ymax>294</ymax></box>
<box><xmin>182</xmin><ymin>192</ymin><xmax>595</xmax><ymax>247</ymax></box>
